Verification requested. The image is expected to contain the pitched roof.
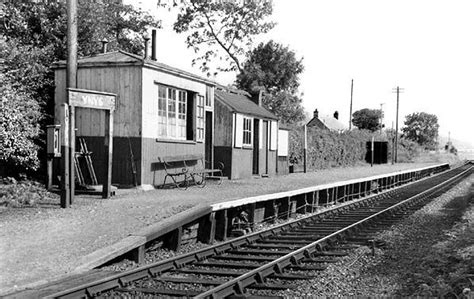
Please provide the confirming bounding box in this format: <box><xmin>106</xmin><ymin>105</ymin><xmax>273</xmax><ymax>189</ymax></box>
<box><xmin>215</xmin><ymin>88</ymin><xmax>278</xmax><ymax>120</ymax></box>
<box><xmin>319</xmin><ymin>115</ymin><xmax>347</xmax><ymax>131</ymax></box>
<box><xmin>51</xmin><ymin>51</ymin><xmax>215</xmax><ymax>85</ymax></box>
<box><xmin>307</xmin><ymin>115</ymin><xmax>347</xmax><ymax>131</ymax></box>
<box><xmin>307</xmin><ymin>116</ymin><xmax>329</xmax><ymax>130</ymax></box>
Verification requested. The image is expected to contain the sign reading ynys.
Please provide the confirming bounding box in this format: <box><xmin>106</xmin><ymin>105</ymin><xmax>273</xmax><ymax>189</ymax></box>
<box><xmin>68</xmin><ymin>88</ymin><xmax>116</xmax><ymax>110</ymax></box>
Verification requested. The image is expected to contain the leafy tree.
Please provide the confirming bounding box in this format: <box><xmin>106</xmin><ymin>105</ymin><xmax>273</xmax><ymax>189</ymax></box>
<box><xmin>170</xmin><ymin>0</ymin><xmax>275</xmax><ymax>76</ymax></box>
<box><xmin>1</xmin><ymin>75</ymin><xmax>43</xmax><ymax>174</ymax></box>
<box><xmin>262</xmin><ymin>91</ymin><xmax>306</xmax><ymax>125</ymax></box>
<box><xmin>0</xmin><ymin>0</ymin><xmax>160</xmax><ymax>176</ymax></box>
<box><xmin>236</xmin><ymin>40</ymin><xmax>305</xmax><ymax>124</ymax></box>
<box><xmin>402</xmin><ymin>112</ymin><xmax>439</xmax><ymax>150</ymax></box>
<box><xmin>237</xmin><ymin>40</ymin><xmax>304</xmax><ymax>94</ymax></box>
<box><xmin>352</xmin><ymin>108</ymin><xmax>382</xmax><ymax>132</ymax></box>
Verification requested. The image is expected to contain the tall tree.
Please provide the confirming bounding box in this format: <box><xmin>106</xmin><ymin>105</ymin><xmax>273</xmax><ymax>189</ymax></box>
<box><xmin>351</xmin><ymin>108</ymin><xmax>382</xmax><ymax>132</ymax></box>
<box><xmin>170</xmin><ymin>0</ymin><xmax>275</xmax><ymax>76</ymax></box>
<box><xmin>236</xmin><ymin>40</ymin><xmax>305</xmax><ymax>124</ymax></box>
<box><xmin>0</xmin><ymin>0</ymin><xmax>160</xmax><ymax>176</ymax></box>
<box><xmin>402</xmin><ymin>112</ymin><xmax>439</xmax><ymax>150</ymax></box>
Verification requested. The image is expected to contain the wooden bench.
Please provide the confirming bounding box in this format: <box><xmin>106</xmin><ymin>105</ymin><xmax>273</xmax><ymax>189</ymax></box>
<box><xmin>157</xmin><ymin>154</ymin><xmax>224</xmax><ymax>189</ymax></box>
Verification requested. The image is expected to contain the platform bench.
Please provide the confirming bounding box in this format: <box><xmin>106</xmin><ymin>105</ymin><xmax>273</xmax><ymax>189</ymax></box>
<box><xmin>158</xmin><ymin>154</ymin><xmax>224</xmax><ymax>189</ymax></box>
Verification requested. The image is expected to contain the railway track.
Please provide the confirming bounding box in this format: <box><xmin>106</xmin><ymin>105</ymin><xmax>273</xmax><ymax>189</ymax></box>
<box><xmin>47</xmin><ymin>162</ymin><xmax>473</xmax><ymax>298</ymax></box>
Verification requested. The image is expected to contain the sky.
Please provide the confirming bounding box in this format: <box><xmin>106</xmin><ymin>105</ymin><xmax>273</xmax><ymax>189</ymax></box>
<box><xmin>128</xmin><ymin>0</ymin><xmax>474</xmax><ymax>147</ymax></box>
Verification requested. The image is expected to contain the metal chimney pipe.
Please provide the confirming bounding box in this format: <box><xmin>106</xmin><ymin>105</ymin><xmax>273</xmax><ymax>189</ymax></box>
<box><xmin>151</xmin><ymin>29</ymin><xmax>157</xmax><ymax>61</ymax></box>
<box><xmin>101</xmin><ymin>38</ymin><xmax>108</xmax><ymax>54</ymax></box>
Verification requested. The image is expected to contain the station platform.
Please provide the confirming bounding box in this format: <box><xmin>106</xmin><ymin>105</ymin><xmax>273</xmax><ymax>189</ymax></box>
<box><xmin>0</xmin><ymin>162</ymin><xmax>457</xmax><ymax>295</ymax></box>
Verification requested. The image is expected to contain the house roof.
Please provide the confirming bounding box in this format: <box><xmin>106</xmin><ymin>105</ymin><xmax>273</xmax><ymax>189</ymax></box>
<box><xmin>307</xmin><ymin>117</ymin><xmax>328</xmax><ymax>130</ymax></box>
<box><xmin>307</xmin><ymin>115</ymin><xmax>347</xmax><ymax>131</ymax></box>
<box><xmin>215</xmin><ymin>88</ymin><xmax>278</xmax><ymax>120</ymax></box>
<box><xmin>51</xmin><ymin>51</ymin><xmax>215</xmax><ymax>85</ymax></box>
<box><xmin>319</xmin><ymin>115</ymin><xmax>347</xmax><ymax>131</ymax></box>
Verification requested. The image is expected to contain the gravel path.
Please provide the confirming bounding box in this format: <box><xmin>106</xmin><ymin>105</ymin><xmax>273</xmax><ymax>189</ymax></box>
<box><xmin>0</xmin><ymin>162</ymin><xmax>452</xmax><ymax>293</ymax></box>
<box><xmin>278</xmin><ymin>173</ymin><xmax>474</xmax><ymax>297</ymax></box>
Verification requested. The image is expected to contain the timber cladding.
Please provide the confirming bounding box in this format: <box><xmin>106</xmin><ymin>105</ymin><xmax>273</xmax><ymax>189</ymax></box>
<box><xmin>75</xmin><ymin>136</ymin><xmax>141</xmax><ymax>186</ymax></box>
<box><xmin>214</xmin><ymin>99</ymin><xmax>233</xmax><ymax>147</ymax></box>
<box><xmin>214</xmin><ymin>146</ymin><xmax>232</xmax><ymax>179</ymax></box>
<box><xmin>142</xmin><ymin>138</ymin><xmax>205</xmax><ymax>186</ymax></box>
<box><xmin>231</xmin><ymin>148</ymin><xmax>253</xmax><ymax>180</ymax></box>
<box><xmin>54</xmin><ymin>66</ymin><xmax>143</xmax><ymax>138</ymax></box>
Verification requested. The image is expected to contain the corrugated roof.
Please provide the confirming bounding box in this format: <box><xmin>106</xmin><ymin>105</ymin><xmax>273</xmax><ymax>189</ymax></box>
<box><xmin>51</xmin><ymin>51</ymin><xmax>215</xmax><ymax>85</ymax></box>
<box><xmin>215</xmin><ymin>89</ymin><xmax>278</xmax><ymax>120</ymax></box>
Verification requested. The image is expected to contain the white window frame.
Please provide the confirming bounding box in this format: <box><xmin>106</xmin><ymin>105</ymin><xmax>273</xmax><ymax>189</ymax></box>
<box><xmin>234</xmin><ymin>113</ymin><xmax>253</xmax><ymax>148</ymax></box>
<box><xmin>242</xmin><ymin>116</ymin><xmax>253</xmax><ymax>147</ymax></box>
<box><xmin>278</xmin><ymin>129</ymin><xmax>289</xmax><ymax>156</ymax></box>
<box><xmin>196</xmin><ymin>94</ymin><xmax>205</xmax><ymax>142</ymax></box>
<box><xmin>157</xmin><ymin>85</ymin><xmax>187</xmax><ymax>140</ymax></box>
<box><xmin>269</xmin><ymin>120</ymin><xmax>278</xmax><ymax>151</ymax></box>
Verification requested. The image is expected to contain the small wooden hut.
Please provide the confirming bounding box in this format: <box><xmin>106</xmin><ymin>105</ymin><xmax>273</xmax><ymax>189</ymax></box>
<box><xmin>214</xmin><ymin>87</ymin><xmax>279</xmax><ymax>179</ymax></box>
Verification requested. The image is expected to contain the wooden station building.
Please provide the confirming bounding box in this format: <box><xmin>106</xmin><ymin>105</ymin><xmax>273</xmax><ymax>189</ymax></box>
<box><xmin>52</xmin><ymin>50</ymin><xmax>216</xmax><ymax>188</ymax></box>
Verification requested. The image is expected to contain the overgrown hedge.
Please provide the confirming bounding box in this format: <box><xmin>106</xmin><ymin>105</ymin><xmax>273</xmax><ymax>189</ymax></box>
<box><xmin>288</xmin><ymin>127</ymin><xmax>422</xmax><ymax>170</ymax></box>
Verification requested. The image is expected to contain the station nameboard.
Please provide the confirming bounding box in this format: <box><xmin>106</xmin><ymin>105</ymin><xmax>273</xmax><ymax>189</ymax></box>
<box><xmin>68</xmin><ymin>88</ymin><xmax>116</xmax><ymax>110</ymax></box>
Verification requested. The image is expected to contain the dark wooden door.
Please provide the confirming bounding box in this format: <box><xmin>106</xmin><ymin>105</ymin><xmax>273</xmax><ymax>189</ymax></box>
<box><xmin>261</xmin><ymin>120</ymin><xmax>269</xmax><ymax>174</ymax></box>
<box><xmin>205</xmin><ymin>111</ymin><xmax>213</xmax><ymax>169</ymax></box>
<box><xmin>252</xmin><ymin>119</ymin><xmax>259</xmax><ymax>174</ymax></box>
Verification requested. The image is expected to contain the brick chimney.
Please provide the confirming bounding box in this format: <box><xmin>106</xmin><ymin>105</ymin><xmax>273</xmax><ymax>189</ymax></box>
<box><xmin>313</xmin><ymin>109</ymin><xmax>319</xmax><ymax>119</ymax></box>
<box><xmin>333</xmin><ymin>111</ymin><xmax>339</xmax><ymax>120</ymax></box>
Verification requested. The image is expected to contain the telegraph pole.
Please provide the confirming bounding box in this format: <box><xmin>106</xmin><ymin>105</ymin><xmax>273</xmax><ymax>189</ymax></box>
<box><xmin>349</xmin><ymin>79</ymin><xmax>354</xmax><ymax>130</ymax></box>
<box><xmin>392</xmin><ymin>86</ymin><xmax>404</xmax><ymax>163</ymax></box>
<box><xmin>65</xmin><ymin>0</ymin><xmax>78</xmax><ymax>207</ymax></box>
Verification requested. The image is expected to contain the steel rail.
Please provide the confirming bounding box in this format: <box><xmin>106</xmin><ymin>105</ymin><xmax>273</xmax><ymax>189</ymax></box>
<box><xmin>196</xmin><ymin>164</ymin><xmax>474</xmax><ymax>298</ymax></box>
<box><xmin>45</xmin><ymin>163</ymin><xmax>472</xmax><ymax>298</ymax></box>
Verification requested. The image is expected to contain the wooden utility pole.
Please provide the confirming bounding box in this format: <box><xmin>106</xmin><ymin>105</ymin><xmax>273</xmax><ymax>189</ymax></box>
<box><xmin>391</xmin><ymin>121</ymin><xmax>395</xmax><ymax>165</ymax></box>
<box><xmin>67</xmin><ymin>0</ymin><xmax>78</xmax><ymax>205</ymax></box>
<box><xmin>349</xmin><ymin>79</ymin><xmax>354</xmax><ymax>130</ymax></box>
<box><xmin>392</xmin><ymin>86</ymin><xmax>403</xmax><ymax>163</ymax></box>
<box><xmin>303</xmin><ymin>125</ymin><xmax>307</xmax><ymax>173</ymax></box>
<box><xmin>60</xmin><ymin>104</ymin><xmax>70</xmax><ymax>208</ymax></box>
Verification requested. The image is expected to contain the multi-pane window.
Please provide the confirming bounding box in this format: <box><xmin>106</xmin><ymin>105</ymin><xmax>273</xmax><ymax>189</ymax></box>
<box><xmin>196</xmin><ymin>95</ymin><xmax>205</xmax><ymax>141</ymax></box>
<box><xmin>178</xmin><ymin>91</ymin><xmax>186</xmax><ymax>139</ymax></box>
<box><xmin>157</xmin><ymin>85</ymin><xmax>187</xmax><ymax>140</ymax></box>
<box><xmin>158</xmin><ymin>87</ymin><xmax>167</xmax><ymax>137</ymax></box>
<box><xmin>243</xmin><ymin>117</ymin><xmax>252</xmax><ymax>146</ymax></box>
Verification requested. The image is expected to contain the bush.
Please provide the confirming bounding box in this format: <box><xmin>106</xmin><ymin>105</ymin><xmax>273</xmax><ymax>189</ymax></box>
<box><xmin>289</xmin><ymin>127</ymin><xmax>376</xmax><ymax>170</ymax></box>
<box><xmin>396</xmin><ymin>138</ymin><xmax>420</xmax><ymax>162</ymax></box>
<box><xmin>0</xmin><ymin>79</ymin><xmax>43</xmax><ymax>175</ymax></box>
<box><xmin>0</xmin><ymin>177</ymin><xmax>58</xmax><ymax>207</ymax></box>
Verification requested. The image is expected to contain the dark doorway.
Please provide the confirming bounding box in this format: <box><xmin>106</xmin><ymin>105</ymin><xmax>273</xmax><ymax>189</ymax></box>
<box><xmin>261</xmin><ymin>120</ymin><xmax>269</xmax><ymax>175</ymax></box>
<box><xmin>252</xmin><ymin>119</ymin><xmax>260</xmax><ymax>174</ymax></box>
<box><xmin>205</xmin><ymin>111</ymin><xmax>213</xmax><ymax>169</ymax></box>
